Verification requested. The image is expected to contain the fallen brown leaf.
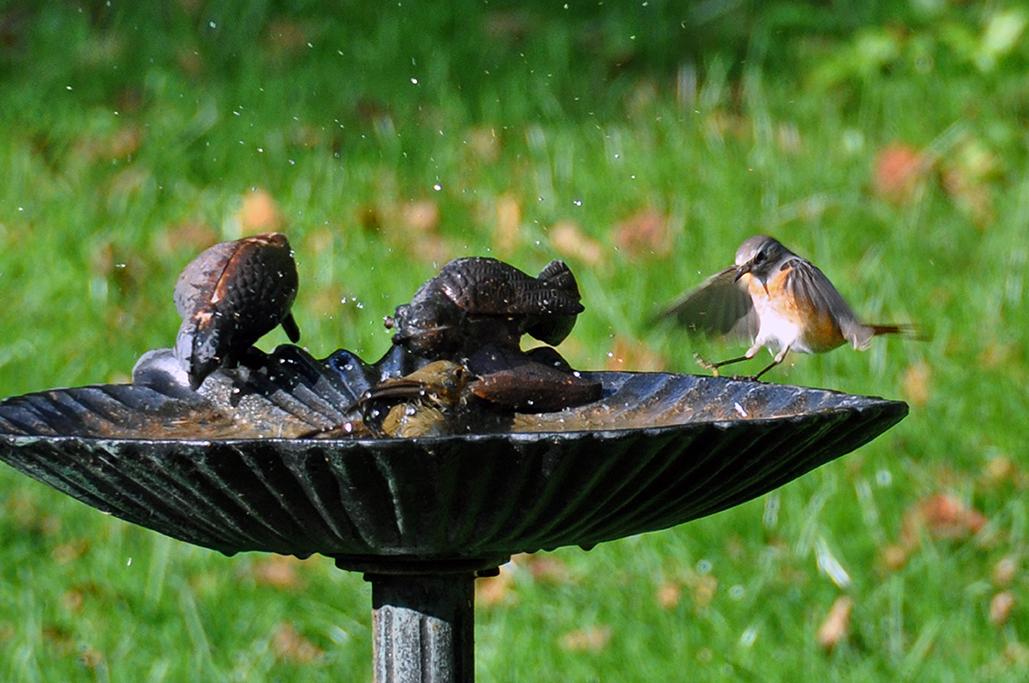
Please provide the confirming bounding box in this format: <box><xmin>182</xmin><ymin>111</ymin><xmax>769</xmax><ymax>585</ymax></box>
<box><xmin>656</xmin><ymin>581</ymin><xmax>682</xmax><ymax>610</ymax></box>
<box><xmin>467</xmin><ymin>127</ymin><xmax>501</xmax><ymax>164</ymax></box>
<box><xmin>358</xmin><ymin>204</ymin><xmax>382</xmax><ymax>232</ymax></box>
<box><xmin>901</xmin><ymin>360</ymin><xmax>932</xmax><ymax>407</ymax></box>
<box><xmin>238</xmin><ymin>188</ymin><xmax>283</xmax><ymax>234</ymax></box>
<box><xmin>559</xmin><ymin>625</ymin><xmax>612</xmax><ymax>653</ymax></box>
<box><xmin>60</xmin><ymin>590</ymin><xmax>85</xmax><ymax>614</ymax></box>
<box><xmin>549</xmin><ymin>220</ymin><xmax>605</xmax><ymax>267</ymax></box>
<box><xmin>272</xmin><ymin>622</ymin><xmax>324</xmax><ymax>664</ymax></box>
<box><xmin>612</xmin><ymin>208</ymin><xmax>673</xmax><ymax>259</ymax></box>
<box><xmin>522</xmin><ymin>555</ymin><xmax>571</xmax><ymax>585</ymax></box>
<box><xmin>249</xmin><ymin>555</ymin><xmax>305</xmax><ymax>590</ymax></box>
<box><xmin>884</xmin><ymin>493</ymin><xmax>989</xmax><ymax>569</ymax></box>
<box><xmin>704</xmin><ymin>110</ymin><xmax>750</xmax><ymax>142</ymax></box>
<box><xmin>401</xmin><ymin>200</ymin><xmax>440</xmax><ymax>234</ymax></box>
<box><xmin>155</xmin><ymin>222</ymin><xmax>219</xmax><ymax>256</ymax></box>
<box><xmin>688</xmin><ymin>574</ymin><xmax>718</xmax><ymax>610</ymax></box>
<box><xmin>265</xmin><ymin>19</ymin><xmax>308</xmax><ymax>54</ymax></box>
<box><xmin>306</xmin><ymin>284</ymin><xmax>349</xmax><ymax>318</ymax></box>
<box><xmin>873</xmin><ymin>143</ymin><xmax>928</xmax><ymax>204</ymax></box>
<box><xmin>902</xmin><ymin>493</ymin><xmax>987</xmax><ymax>546</ymax></box>
<box><xmin>776</xmin><ymin>122</ymin><xmax>803</xmax><ymax>154</ymax></box>
<box><xmin>51</xmin><ymin>538</ymin><xmax>90</xmax><ymax>565</ymax></box>
<box><xmin>108</xmin><ymin>126</ymin><xmax>143</xmax><ymax>159</ymax></box>
<box><xmin>604</xmin><ymin>336</ymin><xmax>666</xmax><ymax>372</ymax></box>
<box><xmin>42</xmin><ymin>626</ymin><xmax>75</xmax><ymax>655</ymax></box>
<box><xmin>942</xmin><ymin>167</ymin><xmax>994</xmax><ymax>228</ymax></box>
<box><xmin>981</xmin><ymin>455</ymin><xmax>1021</xmax><ymax>489</ymax></box>
<box><xmin>72</xmin><ymin>126</ymin><xmax>143</xmax><ymax>165</ymax></box>
<box><xmin>989</xmin><ymin>591</ymin><xmax>1015</xmax><ymax>626</ymax></box>
<box><xmin>993</xmin><ymin>556</ymin><xmax>1018</xmax><ymax>587</ymax></box>
<box><xmin>475</xmin><ymin>565</ymin><xmax>516</xmax><ymax>608</ymax></box>
<box><xmin>1003</xmin><ymin>642</ymin><xmax>1029</xmax><ymax>665</ymax></box>
<box><xmin>879</xmin><ymin>543</ymin><xmax>909</xmax><ymax>572</ymax></box>
<box><xmin>817</xmin><ymin>596</ymin><xmax>853</xmax><ymax>652</ymax></box>
<box><xmin>492</xmin><ymin>194</ymin><xmax>522</xmax><ymax>256</ymax></box>
<box><xmin>176</xmin><ymin>48</ymin><xmax>203</xmax><ymax>78</ymax></box>
<box><xmin>483</xmin><ymin>10</ymin><xmax>532</xmax><ymax>44</ymax></box>
<box><xmin>978</xmin><ymin>341</ymin><xmax>1017</xmax><ymax>370</ymax></box>
<box><xmin>80</xmin><ymin>647</ymin><xmax>104</xmax><ymax>670</ymax></box>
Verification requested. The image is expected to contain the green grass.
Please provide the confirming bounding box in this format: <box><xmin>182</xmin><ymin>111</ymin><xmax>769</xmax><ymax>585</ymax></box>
<box><xmin>1</xmin><ymin>1</ymin><xmax>1027</xmax><ymax>681</ymax></box>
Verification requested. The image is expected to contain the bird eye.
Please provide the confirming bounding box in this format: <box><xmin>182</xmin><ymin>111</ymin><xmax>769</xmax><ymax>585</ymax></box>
<box><xmin>753</xmin><ymin>250</ymin><xmax>765</xmax><ymax>264</ymax></box>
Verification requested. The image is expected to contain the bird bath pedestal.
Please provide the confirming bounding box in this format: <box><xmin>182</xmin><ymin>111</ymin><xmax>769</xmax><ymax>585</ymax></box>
<box><xmin>0</xmin><ymin>371</ymin><xmax>906</xmax><ymax>682</ymax></box>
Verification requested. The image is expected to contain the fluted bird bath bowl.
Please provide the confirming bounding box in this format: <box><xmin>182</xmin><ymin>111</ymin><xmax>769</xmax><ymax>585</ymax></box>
<box><xmin>0</xmin><ymin>368</ymin><xmax>906</xmax><ymax>681</ymax></box>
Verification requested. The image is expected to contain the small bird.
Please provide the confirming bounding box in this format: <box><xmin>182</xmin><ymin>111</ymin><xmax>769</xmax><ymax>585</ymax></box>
<box><xmin>656</xmin><ymin>235</ymin><xmax>914</xmax><ymax>380</ymax></box>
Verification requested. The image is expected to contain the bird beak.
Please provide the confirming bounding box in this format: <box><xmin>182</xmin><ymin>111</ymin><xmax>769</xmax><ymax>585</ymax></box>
<box><xmin>733</xmin><ymin>262</ymin><xmax>752</xmax><ymax>282</ymax></box>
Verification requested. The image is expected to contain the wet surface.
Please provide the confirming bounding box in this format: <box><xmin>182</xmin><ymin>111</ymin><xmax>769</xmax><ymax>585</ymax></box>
<box><xmin>0</xmin><ymin>344</ymin><xmax>896</xmax><ymax>440</ymax></box>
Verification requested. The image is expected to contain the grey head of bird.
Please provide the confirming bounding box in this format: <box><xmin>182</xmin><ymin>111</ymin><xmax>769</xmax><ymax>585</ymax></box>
<box><xmin>733</xmin><ymin>235</ymin><xmax>794</xmax><ymax>284</ymax></box>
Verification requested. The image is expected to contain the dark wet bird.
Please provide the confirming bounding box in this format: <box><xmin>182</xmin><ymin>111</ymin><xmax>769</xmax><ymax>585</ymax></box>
<box><xmin>385</xmin><ymin>257</ymin><xmax>584</xmax><ymax>357</ymax></box>
<box><xmin>174</xmin><ymin>232</ymin><xmax>300</xmax><ymax>389</ymax></box>
<box><xmin>656</xmin><ymin>235</ymin><xmax>915</xmax><ymax>380</ymax></box>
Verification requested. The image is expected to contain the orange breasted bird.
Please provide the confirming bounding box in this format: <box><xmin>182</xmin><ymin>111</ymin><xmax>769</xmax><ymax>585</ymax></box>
<box><xmin>656</xmin><ymin>235</ymin><xmax>916</xmax><ymax>380</ymax></box>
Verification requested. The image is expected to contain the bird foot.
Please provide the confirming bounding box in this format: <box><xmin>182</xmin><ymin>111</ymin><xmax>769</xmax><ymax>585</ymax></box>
<box><xmin>693</xmin><ymin>353</ymin><xmax>720</xmax><ymax>376</ymax></box>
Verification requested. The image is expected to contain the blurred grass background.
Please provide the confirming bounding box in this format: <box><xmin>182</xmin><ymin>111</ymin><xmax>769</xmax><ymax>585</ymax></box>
<box><xmin>0</xmin><ymin>0</ymin><xmax>1026</xmax><ymax>680</ymax></box>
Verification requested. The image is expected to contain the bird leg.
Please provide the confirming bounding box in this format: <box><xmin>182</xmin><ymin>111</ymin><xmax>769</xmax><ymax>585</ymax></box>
<box><xmin>694</xmin><ymin>351</ymin><xmax>754</xmax><ymax>377</ymax></box>
<box><xmin>751</xmin><ymin>346</ymin><xmax>791</xmax><ymax>382</ymax></box>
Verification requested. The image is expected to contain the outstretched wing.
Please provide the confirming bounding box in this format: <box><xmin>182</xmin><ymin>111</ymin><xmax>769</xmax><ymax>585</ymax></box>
<box><xmin>654</xmin><ymin>267</ymin><xmax>758</xmax><ymax>342</ymax></box>
<box><xmin>784</xmin><ymin>258</ymin><xmax>871</xmax><ymax>348</ymax></box>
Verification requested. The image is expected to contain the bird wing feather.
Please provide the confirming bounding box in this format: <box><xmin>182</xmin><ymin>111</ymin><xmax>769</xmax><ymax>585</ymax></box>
<box><xmin>784</xmin><ymin>258</ymin><xmax>872</xmax><ymax>348</ymax></box>
<box><xmin>655</xmin><ymin>267</ymin><xmax>758</xmax><ymax>341</ymax></box>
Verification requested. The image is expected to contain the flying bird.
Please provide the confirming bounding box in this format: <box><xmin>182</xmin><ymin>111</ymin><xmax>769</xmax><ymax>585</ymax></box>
<box><xmin>656</xmin><ymin>235</ymin><xmax>915</xmax><ymax>380</ymax></box>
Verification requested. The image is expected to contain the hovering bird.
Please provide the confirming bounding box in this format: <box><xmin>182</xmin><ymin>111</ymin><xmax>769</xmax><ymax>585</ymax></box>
<box><xmin>656</xmin><ymin>235</ymin><xmax>914</xmax><ymax>380</ymax></box>
<box><xmin>174</xmin><ymin>233</ymin><xmax>300</xmax><ymax>389</ymax></box>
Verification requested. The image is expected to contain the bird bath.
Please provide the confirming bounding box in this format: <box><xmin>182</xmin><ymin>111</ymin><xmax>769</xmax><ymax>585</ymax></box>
<box><xmin>0</xmin><ymin>238</ymin><xmax>907</xmax><ymax>681</ymax></box>
<box><xmin>0</xmin><ymin>365</ymin><xmax>906</xmax><ymax>681</ymax></box>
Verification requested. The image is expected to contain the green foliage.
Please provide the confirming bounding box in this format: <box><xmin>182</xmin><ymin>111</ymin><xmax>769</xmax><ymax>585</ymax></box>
<box><xmin>1</xmin><ymin>1</ymin><xmax>1026</xmax><ymax>681</ymax></box>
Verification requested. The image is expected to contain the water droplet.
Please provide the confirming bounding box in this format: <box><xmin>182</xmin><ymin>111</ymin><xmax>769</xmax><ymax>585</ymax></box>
<box><xmin>433</xmin><ymin>183</ymin><xmax>442</xmax><ymax>191</ymax></box>
<box><xmin>410</xmin><ymin>77</ymin><xmax>419</xmax><ymax>85</ymax></box>
<box><xmin>65</xmin><ymin>85</ymin><xmax>73</xmax><ymax>91</ymax></box>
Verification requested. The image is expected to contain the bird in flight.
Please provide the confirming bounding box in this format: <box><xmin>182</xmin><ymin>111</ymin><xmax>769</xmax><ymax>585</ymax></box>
<box><xmin>655</xmin><ymin>235</ymin><xmax>916</xmax><ymax>380</ymax></box>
